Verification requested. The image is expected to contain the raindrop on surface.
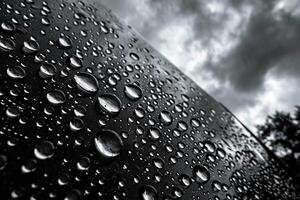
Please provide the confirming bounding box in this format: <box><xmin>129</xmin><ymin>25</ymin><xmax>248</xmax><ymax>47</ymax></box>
<box><xmin>22</xmin><ymin>39</ymin><xmax>39</xmax><ymax>54</ymax></box>
<box><xmin>159</xmin><ymin>111</ymin><xmax>172</xmax><ymax>125</ymax></box>
<box><xmin>124</xmin><ymin>84</ymin><xmax>142</xmax><ymax>101</ymax></box>
<box><xmin>139</xmin><ymin>185</ymin><xmax>158</xmax><ymax>200</ymax></box>
<box><xmin>1</xmin><ymin>22</ymin><xmax>16</xmax><ymax>32</ymax></box>
<box><xmin>21</xmin><ymin>159</ymin><xmax>37</xmax><ymax>173</ymax></box>
<box><xmin>39</xmin><ymin>63</ymin><xmax>57</xmax><ymax>78</ymax></box>
<box><xmin>0</xmin><ymin>38</ymin><xmax>15</xmax><ymax>52</ymax></box>
<box><xmin>153</xmin><ymin>158</ymin><xmax>164</xmax><ymax>169</ymax></box>
<box><xmin>73</xmin><ymin>73</ymin><xmax>99</xmax><ymax>95</ymax></box>
<box><xmin>46</xmin><ymin>90</ymin><xmax>66</xmax><ymax>105</ymax></box>
<box><xmin>58</xmin><ymin>35</ymin><xmax>72</xmax><ymax>49</ymax></box>
<box><xmin>7</xmin><ymin>66</ymin><xmax>26</xmax><ymax>79</ymax></box>
<box><xmin>94</xmin><ymin>129</ymin><xmax>123</xmax><ymax>160</ymax></box>
<box><xmin>212</xmin><ymin>180</ymin><xmax>222</xmax><ymax>192</ymax></box>
<box><xmin>77</xmin><ymin>156</ymin><xmax>91</xmax><ymax>170</ymax></box>
<box><xmin>34</xmin><ymin>141</ymin><xmax>55</xmax><ymax>160</ymax></box>
<box><xmin>129</xmin><ymin>52</ymin><xmax>139</xmax><ymax>61</ymax></box>
<box><xmin>148</xmin><ymin>128</ymin><xmax>161</xmax><ymax>141</ymax></box>
<box><xmin>0</xmin><ymin>154</ymin><xmax>8</xmax><ymax>170</ymax></box>
<box><xmin>67</xmin><ymin>56</ymin><xmax>82</xmax><ymax>69</ymax></box>
<box><xmin>69</xmin><ymin>118</ymin><xmax>84</xmax><ymax>131</ymax></box>
<box><xmin>193</xmin><ymin>165</ymin><xmax>210</xmax><ymax>184</ymax></box>
<box><xmin>97</xmin><ymin>94</ymin><xmax>121</xmax><ymax>116</ymax></box>
<box><xmin>178</xmin><ymin>174</ymin><xmax>191</xmax><ymax>187</ymax></box>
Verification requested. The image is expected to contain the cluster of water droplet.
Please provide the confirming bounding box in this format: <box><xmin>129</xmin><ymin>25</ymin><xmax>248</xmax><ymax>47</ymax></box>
<box><xmin>0</xmin><ymin>0</ymin><xmax>297</xmax><ymax>199</ymax></box>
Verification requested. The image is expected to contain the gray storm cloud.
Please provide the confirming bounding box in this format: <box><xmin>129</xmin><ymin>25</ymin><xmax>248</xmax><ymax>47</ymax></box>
<box><xmin>99</xmin><ymin>0</ymin><xmax>300</xmax><ymax>130</ymax></box>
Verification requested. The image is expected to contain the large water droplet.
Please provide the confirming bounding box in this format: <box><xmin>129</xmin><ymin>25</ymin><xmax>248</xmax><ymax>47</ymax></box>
<box><xmin>94</xmin><ymin>129</ymin><xmax>123</xmax><ymax>160</ymax></box>
<box><xmin>34</xmin><ymin>141</ymin><xmax>55</xmax><ymax>160</ymax></box>
<box><xmin>0</xmin><ymin>38</ymin><xmax>15</xmax><ymax>52</ymax></box>
<box><xmin>97</xmin><ymin>94</ymin><xmax>121</xmax><ymax>116</ymax></box>
<box><xmin>7</xmin><ymin>66</ymin><xmax>26</xmax><ymax>79</ymax></box>
<box><xmin>124</xmin><ymin>84</ymin><xmax>142</xmax><ymax>101</ymax></box>
<box><xmin>74</xmin><ymin>73</ymin><xmax>98</xmax><ymax>95</ymax></box>
<box><xmin>193</xmin><ymin>165</ymin><xmax>210</xmax><ymax>184</ymax></box>
<box><xmin>139</xmin><ymin>185</ymin><xmax>157</xmax><ymax>200</ymax></box>
<box><xmin>46</xmin><ymin>90</ymin><xmax>66</xmax><ymax>105</ymax></box>
<box><xmin>39</xmin><ymin>63</ymin><xmax>57</xmax><ymax>78</ymax></box>
<box><xmin>22</xmin><ymin>39</ymin><xmax>39</xmax><ymax>54</ymax></box>
<box><xmin>1</xmin><ymin>22</ymin><xmax>16</xmax><ymax>32</ymax></box>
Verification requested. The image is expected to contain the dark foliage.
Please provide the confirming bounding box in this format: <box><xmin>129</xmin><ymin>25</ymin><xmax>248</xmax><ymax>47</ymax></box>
<box><xmin>257</xmin><ymin>106</ymin><xmax>300</xmax><ymax>188</ymax></box>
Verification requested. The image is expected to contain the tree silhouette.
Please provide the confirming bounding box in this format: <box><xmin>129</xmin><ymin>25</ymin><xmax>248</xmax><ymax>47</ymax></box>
<box><xmin>257</xmin><ymin>106</ymin><xmax>300</xmax><ymax>188</ymax></box>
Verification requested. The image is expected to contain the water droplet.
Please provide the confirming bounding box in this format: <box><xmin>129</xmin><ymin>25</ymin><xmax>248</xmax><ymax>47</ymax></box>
<box><xmin>153</xmin><ymin>158</ymin><xmax>164</xmax><ymax>169</ymax></box>
<box><xmin>46</xmin><ymin>90</ymin><xmax>66</xmax><ymax>105</ymax></box>
<box><xmin>69</xmin><ymin>118</ymin><xmax>84</xmax><ymax>131</ymax></box>
<box><xmin>58</xmin><ymin>35</ymin><xmax>72</xmax><ymax>49</ymax></box>
<box><xmin>134</xmin><ymin>107</ymin><xmax>145</xmax><ymax>119</ymax></box>
<box><xmin>193</xmin><ymin>165</ymin><xmax>210</xmax><ymax>184</ymax></box>
<box><xmin>0</xmin><ymin>154</ymin><xmax>8</xmax><ymax>170</ymax></box>
<box><xmin>73</xmin><ymin>73</ymin><xmax>98</xmax><ymax>95</ymax></box>
<box><xmin>148</xmin><ymin>128</ymin><xmax>161</xmax><ymax>141</ymax></box>
<box><xmin>67</xmin><ymin>56</ymin><xmax>82</xmax><ymax>69</ymax></box>
<box><xmin>130</xmin><ymin>52</ymin><xmax>139</xmax><ymax>61</ymax></box>
<box><xmin>34</xmin><ymin>141</ymin><xmax>55</xmax><ymax>160</ymax></box>
<box><xmin>77</xmin><ymin>156</ymin><xmax>91</xmax><ymax>170</ymax></box>
<box><xmin>159</xmin><ymin>111</ymin><xmax>172</xmax><ymax>125</ymax></box>
<box><xmin>39</xmin><ymin>63</ymin><xmax>57</xmax><ymax>78</ymax></box>
<box><xmin>7</xmin><ymin>66</ymin><xmax>26</xmax><ymax>79</ymax></box>
<box><xmin>0</xmin><ymin>38</ymin><xmax>15</xmax><ymax>52</ymax></box>
<box><xmin>178</xmin><ymin>174</ymin><xmax>191</xmax><ymax>187</ymax></box>
<box><xmin>190</xmin><ymin>118</ymin><xmax>200</xmax><ymax>127</ymax></box>
<box><xmin>139</xmin><ymin>185</ymin><xmax>157</xmax><ymax>200</ymax></box>
<box><xmin>22</xmin><ymin>39</ymin><xmax>39</xmax><ymax>54</ymax></box>
<box><xmin>97</xmin><ymin>94</ymin><xmax>121</xmax><ymax>116</ymax></box>
<box><xmin>94</xmin><ymin>129</ymin><xmax>123</xmax><ymax>160</ymax></box>
<box><xmin>1</xmin><ymin>22</ymin><xmax>16</xmax><ymax>32</ymax></box>
<box><xmin>124</xmin><ymin>84</ymin><xmax>142</xmax><ymax>101</ymax></box>
<box><xmin>21</xmin><ymin>159</ymin><xmax>37</xmax><ymax>173</ymax></box>
<box><xmin>212</xmin><ymin>180</ymin><xmax>222</xmax><ymax>192</ymax></box>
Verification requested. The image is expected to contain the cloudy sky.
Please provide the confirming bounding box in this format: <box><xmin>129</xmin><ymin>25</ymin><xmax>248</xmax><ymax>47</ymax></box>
<box><xmin>99</xmin><ymin>0</ymin><xmax>300</xmax><ymax>132</ymax></box>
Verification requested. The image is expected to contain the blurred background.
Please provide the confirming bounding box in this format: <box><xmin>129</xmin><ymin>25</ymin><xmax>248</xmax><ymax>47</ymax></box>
<box><xmin>99</xmin><ymin>0</ymin><xmax>300</xmax><ymax>188</ymax></box>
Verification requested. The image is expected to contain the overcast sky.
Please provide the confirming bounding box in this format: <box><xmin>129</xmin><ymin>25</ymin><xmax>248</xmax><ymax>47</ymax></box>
<box><xmin>99</xmin><ymin>0</ymin><xmax>300</xmax><ymax>132</ymax></box>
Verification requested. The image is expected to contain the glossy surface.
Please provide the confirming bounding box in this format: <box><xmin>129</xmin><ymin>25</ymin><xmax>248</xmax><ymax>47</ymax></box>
<box><xmin>0</xmin><ymin>0</ymin><xmax>298</xmax><ymax>199</ymax></box>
